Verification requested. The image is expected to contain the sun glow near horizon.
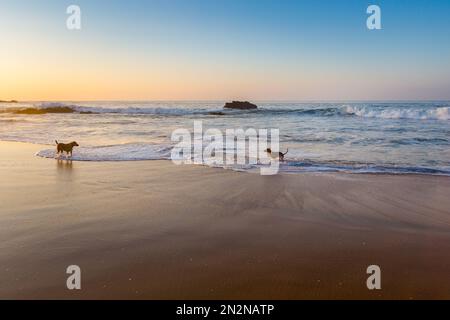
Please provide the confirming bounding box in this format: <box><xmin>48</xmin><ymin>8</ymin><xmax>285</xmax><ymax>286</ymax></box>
<box><xmin>1</xmin><ymin>0</ymin><xmax>450</xmax><ymax>101</ymax></box>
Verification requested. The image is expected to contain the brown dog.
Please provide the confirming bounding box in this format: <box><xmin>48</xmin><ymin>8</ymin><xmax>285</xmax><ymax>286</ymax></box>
<box><xmin>55</xmin><ymin>140</ymin><xmax>79</xmax><ymax>157</ymax></box>
<box><xmin>266</xmin><ymin>148</ymin><xmax>288</xmax><ymax>161</ymax></box>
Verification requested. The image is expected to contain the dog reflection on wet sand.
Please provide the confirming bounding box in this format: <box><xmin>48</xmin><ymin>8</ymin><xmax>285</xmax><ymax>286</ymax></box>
<box><xmin>56</xmin><ymin>158</ymin><xmax>73</xmax><ymax>171</ymax></box>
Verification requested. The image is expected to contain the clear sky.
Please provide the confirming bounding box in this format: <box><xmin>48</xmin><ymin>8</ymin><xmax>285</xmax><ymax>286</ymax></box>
<box><xmin>1</xmin><ymin>0</ymin><xmax>450</xmax><ymax>101</ymax></box>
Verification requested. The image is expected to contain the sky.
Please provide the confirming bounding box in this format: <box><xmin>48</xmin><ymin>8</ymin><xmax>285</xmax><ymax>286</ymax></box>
<box><xmin>1</xmin><ymin>0</ymin><xmax>450</xmax><ymax>101</ymax></box>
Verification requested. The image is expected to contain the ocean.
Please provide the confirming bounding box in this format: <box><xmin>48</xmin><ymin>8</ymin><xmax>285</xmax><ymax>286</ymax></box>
<box><xmin>1</xmin><ymin>101</ymin><xmax>449</xmax><ymax>175</ymax></box>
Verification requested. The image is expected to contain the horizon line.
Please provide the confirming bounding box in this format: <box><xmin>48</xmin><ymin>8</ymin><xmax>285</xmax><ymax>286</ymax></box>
<box><xmin>3</xmin><ymin>99</ymin><xmax>450</xmax><ymax>103</ymax></box>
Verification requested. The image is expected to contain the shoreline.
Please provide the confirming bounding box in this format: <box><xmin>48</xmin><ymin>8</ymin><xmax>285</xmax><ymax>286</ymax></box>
<box><xmin>1</xmin><ymin>140</ymin><xmax>450</xmax><ymax>299</ymax></box>
<box><xmin>2</xmin><ymin>139</ymin><xmax>449</xmax><ymax>177</ymax></box>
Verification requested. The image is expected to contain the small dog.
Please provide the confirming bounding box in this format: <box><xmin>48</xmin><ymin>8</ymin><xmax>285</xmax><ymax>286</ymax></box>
<box><xmin>55</xmin><ymin>140</ymin><xmax>79</xmax><ymax>158</ymax></box>
<box><xmin>266</xmin><ymin>148</ymin><xmax>288</xmax><ymax>161</ymax></box>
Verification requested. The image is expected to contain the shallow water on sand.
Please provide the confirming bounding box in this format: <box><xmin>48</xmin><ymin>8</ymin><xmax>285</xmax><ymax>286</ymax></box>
<box><xmin>1</xmin><ymin>101</ymin><xmax>449</xmax><ymax>175</ymax></box>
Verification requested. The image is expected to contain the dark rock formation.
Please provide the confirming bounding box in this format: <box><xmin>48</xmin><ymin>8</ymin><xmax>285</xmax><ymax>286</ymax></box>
<box><xmin>15</xmin><ymin>106</ymin><xmax>75</xmax><ymax>114</ymax></box>
<box><xmin>224</xmin><ymin>101</ymin><xmax>258</xmax><ymax>110</ymax></box>
<box><xmin>13</xmin><ymin>106</ymin><xmax>98</xmax><ymax>115</ymax></box>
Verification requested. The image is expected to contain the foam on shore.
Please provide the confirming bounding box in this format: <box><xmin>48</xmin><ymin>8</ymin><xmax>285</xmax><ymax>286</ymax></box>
<box><xmin>35</xmin><ymin>143</ymin><xmax>450</xmax><ymax>176</ymax></box>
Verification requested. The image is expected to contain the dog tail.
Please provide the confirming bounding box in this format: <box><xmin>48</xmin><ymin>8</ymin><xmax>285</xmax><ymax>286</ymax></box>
<box><xmin>55</xmin><ymin>140</ymin><xmax>58</xmax><ymax>145</ymax></box>
<box><xmin>282</xmin><ymin>148</ymin><xmax>289</xmax><ymax>156</ymax></box>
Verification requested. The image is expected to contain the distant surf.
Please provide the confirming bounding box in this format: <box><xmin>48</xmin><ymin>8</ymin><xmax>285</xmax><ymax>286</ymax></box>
<box><xmin>1</xmin><ymin>102</ymin><xmax>449</xmax><ymax>120</ymax></box>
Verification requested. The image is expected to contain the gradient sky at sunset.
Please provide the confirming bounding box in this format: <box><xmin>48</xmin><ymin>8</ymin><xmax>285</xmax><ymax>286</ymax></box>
<box><xmin>1</xmin><ymin>0</ymin><xmax>450</xmax><ymax>101</ymax></box>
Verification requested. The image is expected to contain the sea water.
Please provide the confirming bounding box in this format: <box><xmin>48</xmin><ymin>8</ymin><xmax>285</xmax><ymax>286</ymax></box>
<box><xmin>1</xmin><ymin>101</ymin><xmax>449</xmax><ymax>175</ymax></box>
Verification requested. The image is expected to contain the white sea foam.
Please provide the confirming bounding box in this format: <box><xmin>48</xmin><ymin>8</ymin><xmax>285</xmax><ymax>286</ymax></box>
<box><xmin>33</xmin><ymin>143</ymin><xmax>450</xmax><ymax>176</ymax></box>
<box><xmin>3</xmin><ymin>102</ymin><xmax>449</xmax><ymax>120</ymax></box>
<box><xmin>36</xmin><ymin>143</ymin><xmax>171</xmax><ymax>161</ymax></box>
<box><xmin>344</xmin><ymin>105</ymin><xmax>450</xmax><ymax>120</ymax></box>
<box><xmin>435</xmin><ymin>107</ymin><xmax>450</xmax><ymax>120</ymax></box>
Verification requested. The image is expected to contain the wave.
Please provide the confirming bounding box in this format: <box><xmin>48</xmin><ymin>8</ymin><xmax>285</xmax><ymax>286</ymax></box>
<box><xmin>282</xmin><ymin>160</ymin><xmax>450</xmax><ymax>175</ymax></box>
<box><xmin>34</xmin><ymin>143</ymin><xmax>450</xmax><ymax>176</ymax></box>
<box><xmin>254</xmin><ymin>105</ymin><xmax>450</xmax><ymax>120</ymax></box>
<box><xmin>0</xmin><ymin>118</ymin><xmax>25</xmax><ymax>123</ymax></box>
<box><xmin>36</xmin><ymin>143</ymin><xmax>172</xmax><ymax>161</ymax></box>
<box><xmin>343</xmin><ymin>105</ymin><xmax>450</xmax><ymax>120</ymax></box>
<box><xmin>6</xmin><ymin>102</ymin><xmax>222</xmax><ymax>116</ymax></box>
<box><xmin>2</xmin><ymin>102</ymin><xmax>449</xmax><ymax>120</ymax></box>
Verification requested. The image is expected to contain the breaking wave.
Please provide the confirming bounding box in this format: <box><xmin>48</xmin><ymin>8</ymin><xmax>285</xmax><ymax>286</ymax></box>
<box><xmin>1</xmin><ymin>102</ymin><xmax>449</xmax><ymax>120</ymax></box>
<box><xmin>343</xmin><ymin>105</ymin><xmax>450</xmax><ymax>120</ymax></box>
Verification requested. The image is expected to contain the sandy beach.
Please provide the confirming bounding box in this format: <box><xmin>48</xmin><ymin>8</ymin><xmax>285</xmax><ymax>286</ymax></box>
<box><xmin>1</xmin><ymin>140</ymin><xmax>450</xmax><ymax>299</ymax></box>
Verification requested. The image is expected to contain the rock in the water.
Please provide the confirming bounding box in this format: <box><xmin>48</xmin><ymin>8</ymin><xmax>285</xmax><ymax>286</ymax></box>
<box><xmin>208</xmin><ymin>111</ymin><xmax>226</xmax><ymax>116</ymax></box>
<box><xmin>224</xmin><ymin>101</ymin><xmax>258</xmax><ymax>110</ymax></box>
<box><xmin>14</xmin><ymin>106</ymin><xmax>75</xmax><ymax>114</ymax></box>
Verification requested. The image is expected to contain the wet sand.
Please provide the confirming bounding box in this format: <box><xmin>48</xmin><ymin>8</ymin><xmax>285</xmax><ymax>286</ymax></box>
<box><xmin>1</xmin><ymin>141</ymin><xmax>450</xmax><ymax>299</ymax></box>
